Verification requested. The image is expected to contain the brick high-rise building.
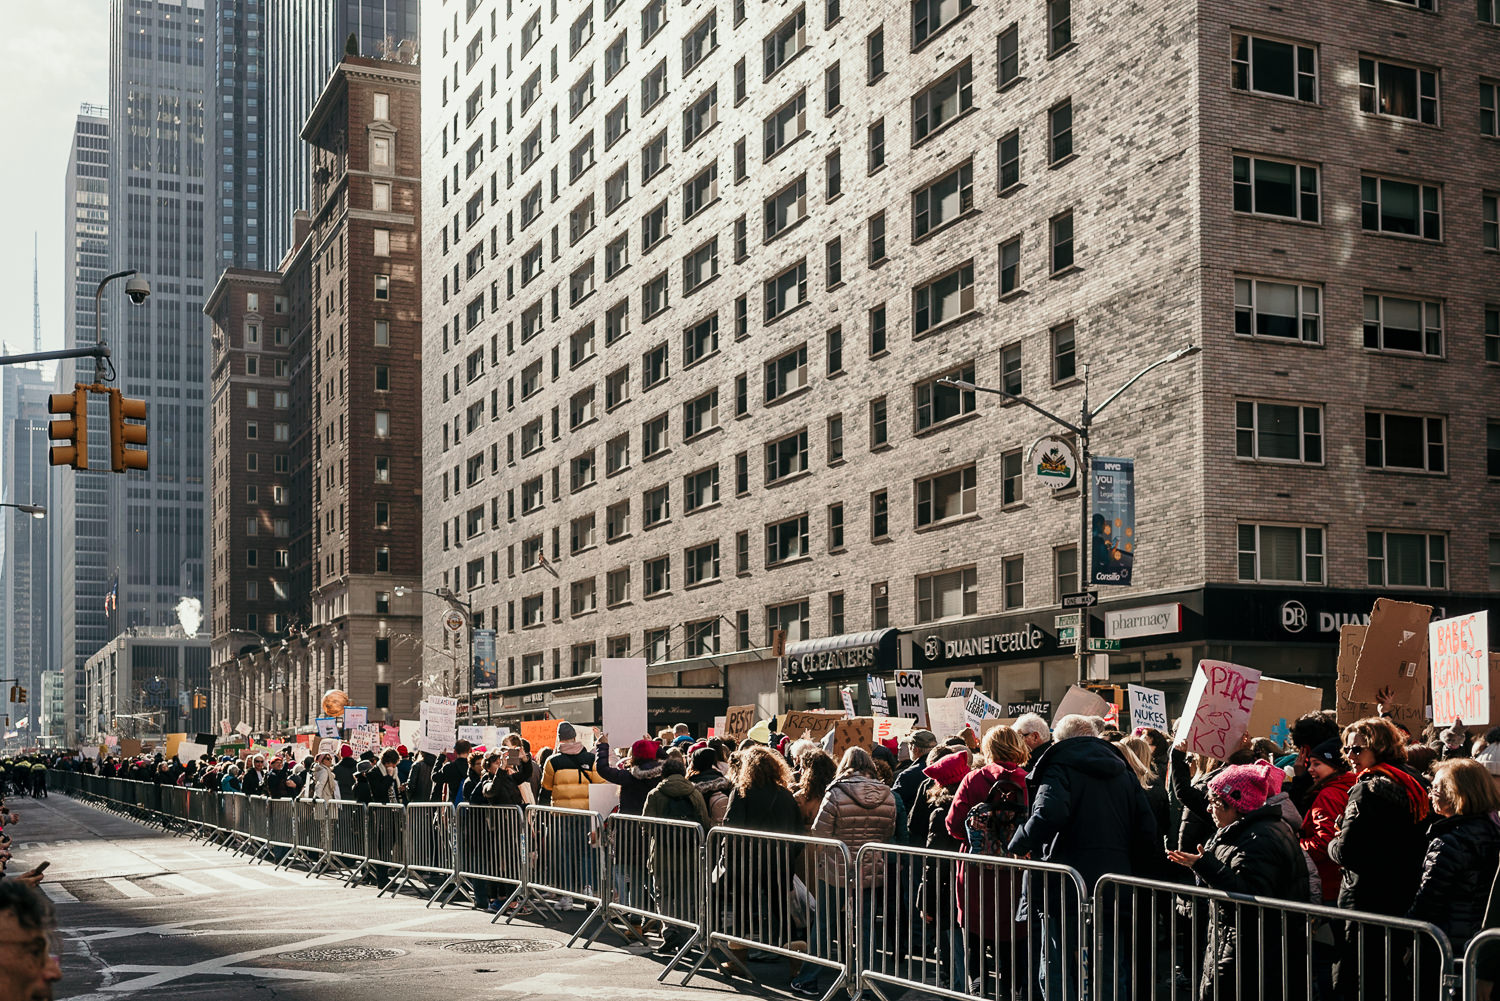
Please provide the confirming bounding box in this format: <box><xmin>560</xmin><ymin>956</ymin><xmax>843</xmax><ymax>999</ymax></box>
<box><xmin>421</xmin><ymin>0</ymin><xmax>1499</xmax><ymax>730</ymax></box>
<box><xmin>207</xmin><ymin>55</ymin><xmax>423</xmax><ymax>734</ymax></box>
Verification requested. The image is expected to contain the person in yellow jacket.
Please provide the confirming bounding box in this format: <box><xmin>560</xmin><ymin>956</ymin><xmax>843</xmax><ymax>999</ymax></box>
<box><xmin>538</xmin><ymin>721</ymin><xmax>604</xmax><ymax>910</ymax></box>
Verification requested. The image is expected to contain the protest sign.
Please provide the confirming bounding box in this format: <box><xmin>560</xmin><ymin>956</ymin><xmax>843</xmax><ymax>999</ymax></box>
<box><xmin>780</xmin><ymin>709</ymin><xmax>846</xmax><ymax>741</ymax></box>
<box><xmin>235</xmin><ymin>721</ymin><xmax>252</xmax><ymax>737</ymax></box>
<box><xmin>589</xmin><ymin>783</ymin><xmax>621</xmax><ymax>818</ymax></box>
<box><xmin>1054</xmin><ymin>685</ymin><xmax>1110</xmax><ymax>723</ymax></box>
<box><xmin>1338</xmin><ymin>623</ymin><xmax>1429</xmax><ymax>729</ymax></box>
<box><xmin>398</xmin><ymin>719</ymin><xmax>421</xmax><ymax>750</ymax></box>
<box><xmin>964</xmin><ymin>689</ymin><xmax>1003</xmax><ymax>727</ymax></box>
<box><xmin>315</xmin><ymin>717</ymin><xmax>340</xmax><ymax>739</ymax></box>
<box><xmin>382</xmin><ymin>725</ymin><xmax>400</xmax><ymax>747</ymax></box>
<box><xmin>840</xmin><ymin>686</ymin><xmax>857</xmax><ymax>716</ymax></box>
<box><xmin>946</xmin><ymin>680</ymin><xmax>976</xmax><ymax>700</ymax></box>
<box><xmin>176</xmin><ymin>740</ymin><xmax>209</xmax><ymax>762</ymax></box>
<box><xmin>520</xmin><ymin>718</ymin><xmax>563</xmax><ymax>754</ymax></box>
<box><xmin>724</xmin><ymin>705</ymin><xmax>756</xmax><ymax>743</ymax></box>
<box><xmin>1176</xmin><ymin>661</ymin><xmax>1261</xmax><ymax>759</ymax></box>
<box><xmin>832</xmin><ymin>718</ymin><xmax>875</xmax><ymax>760</ymax></box>
<box><xmin>1351</xmin><ymin>598</ymin><xmax>1432</xmax><ymax>703</ymax></box>
<box><xmin>317</xmin><ymin>738</ymin><xmax>340</xmax><ymax>757</ymax></box>
<box><xmin>875</xmin><ymin>716</ymin><xmax>915</xmax><ymax>742</ymax></box>
<box><xmin>1246</xmin><ymin>677</ymin><xmax>1323</xmax><ymax>746</ymax></box>
<box><xmin>457</xmin><ymin>725</ymin><xmax>485</xmax><ymax>746</ymax></box>
<box><xmin>894</xmin><ymin>670</ymin><xmax>927</xmax><ymax>727</ymax></box>
<box><xmin>924</xmin><ymin>697</ymin><xmax>967</xmax><ymax>740</ymax></box>
<box><xmin>425</xmin><ymin>696</ymin><xmax>459</xmax><ymax>731</ymax></box>
<box><xmin>1007</xmin><ymin>701</ymin><xmax>1052</xmax><ymax>717</ymax></box>
<box><xmin>348</xmin><ymin>726</ymin><xmax>381</xmax><ymax>756</ymax></box>
<box><xmin>868</xmin><ymin>676</ymin><xmax>890</xmax><ymax>717</ymax></box>
<box><xmin>602</xmin><ymin>657</ymin><xmax>648</xmax><ymax>747</ymax></box>
<box><xmin>1430</xmin><ymin>611</ymin><xmax>1490</xmax><ymax>726</ymax></box>
<box><xmin>342</xmin><ymin>706</ymin><xmax>368</xmax><ymax>730</ymax></box>
<box><xmin>119</xmin><ymin>737</ymin><xmax>140</xmax><ymax>757</ymax></box>
<box><xmin>1128</xmin><ymin>685</ymin><xmax>1168</xmax><ymax>733</ymax></box>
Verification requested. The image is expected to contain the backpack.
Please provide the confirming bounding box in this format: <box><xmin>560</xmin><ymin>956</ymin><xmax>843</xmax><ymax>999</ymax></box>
<box><xmin>658</xmin><ymin>790</ymin><xmax>701</xmax><ymax>826</ymax></box>
<box><xmin>964</xmin><ymin>770</ymin><xmax>1027</xmax><ymax>856</ymax></box>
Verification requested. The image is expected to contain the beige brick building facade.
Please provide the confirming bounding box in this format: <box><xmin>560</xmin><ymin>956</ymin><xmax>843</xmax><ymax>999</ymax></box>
<box><xmin>421</xmin><ymin>0</ymin><xmax>1499</xmax><ymax>729</ymax></box>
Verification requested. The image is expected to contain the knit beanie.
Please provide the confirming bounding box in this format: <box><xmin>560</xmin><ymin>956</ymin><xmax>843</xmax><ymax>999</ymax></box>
<box><xmin>555</xmin><ymin>721</ymin><xmax>576</xmax><ymax>742</ymax></box>
<box><xmin>1309</xmin><ymin>737</ymin><xmax>1348</xmax><ymax>770</ymax></box>
<box><xmin>1208</xmin><ymin>761</ymin><xmax>1278</xmax><ymax>813</ymax></box>
<box><xmin>630</xmin><ymin>738</ymin><xmax>659</xmax><ymax>762</ymax></box>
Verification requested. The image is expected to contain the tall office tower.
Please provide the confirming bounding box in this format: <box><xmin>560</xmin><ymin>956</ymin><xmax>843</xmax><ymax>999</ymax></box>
<box><xmin>206</xmin><ymin>55</ymin><xmax>424</xmax><ymax>732</ymax></box>
<box><xmin>107</xmin><ymin>0</ymin><xmax>209</xmax><ymax>634</ymax></box>
<box><xmin>209</xmin><ymin>0</ymin><xmax>267</xmax><ymax>271</ymax></box>
<box><xmin>0</xmin><ymin>365</ymin><xmax>55</xmax><ymax>736</ymax></box>
<box><xmin>57</xmin><ymin>105</ymin><xmax>111</xmax><ymax>745</ymax></box>
<box><xmin>264</xmin><ymin>0</ymin><xmax>420</xmax><ymax>265</ymax></box>
<box><xmin>421</xmin><ymin>0</ymin><xmax>1499</xmax><ymax>733</ymax></box>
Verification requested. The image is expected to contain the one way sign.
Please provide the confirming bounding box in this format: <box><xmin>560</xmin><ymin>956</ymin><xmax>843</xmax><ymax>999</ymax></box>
<box><xmin>1062</xmin><ymin>591</ymin><xmax>1099</xmax><ymax>608</ymax></box>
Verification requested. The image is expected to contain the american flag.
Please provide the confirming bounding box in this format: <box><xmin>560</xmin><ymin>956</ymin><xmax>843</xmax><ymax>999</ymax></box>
<box><xmin>103</xmin><ymin>575</ymin><xmax>118</xmax><ymax>614</ymax></box>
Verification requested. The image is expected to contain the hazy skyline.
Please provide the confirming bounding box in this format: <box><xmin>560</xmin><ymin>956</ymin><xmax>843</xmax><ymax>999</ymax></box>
<box><xmin>0</xmin><ymin>3</ymin><xmax>109</xmax><ymax>357</ymax></box>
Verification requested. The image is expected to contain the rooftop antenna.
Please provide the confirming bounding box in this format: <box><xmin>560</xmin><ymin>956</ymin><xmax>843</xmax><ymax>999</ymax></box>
<box><xmin>32</xmin><ymin>232</ymin><xmax>40</xmax><ymax>353</ymax></box>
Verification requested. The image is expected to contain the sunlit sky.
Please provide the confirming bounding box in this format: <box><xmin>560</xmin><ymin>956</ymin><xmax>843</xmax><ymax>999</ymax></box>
<box><xmin>0</xmin><ymin>2</ymin><xmax>109</xmax><ymax>357</ymax></box>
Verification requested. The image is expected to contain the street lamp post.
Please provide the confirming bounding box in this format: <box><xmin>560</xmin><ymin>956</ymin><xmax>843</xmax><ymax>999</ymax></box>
<box><xmin>395</xmin><ymin>586</ymin><xmax>476</xmax><ymax>724</ymax></box>
<box><xmin>940</xmin><ymin>343</ymin><xmax>1200</xmax><ymax>686</ymax></box>
<box><xmin>0</xmin><ymin>504</ymin><xmax>45</xmax><ymax>519</ymax></box>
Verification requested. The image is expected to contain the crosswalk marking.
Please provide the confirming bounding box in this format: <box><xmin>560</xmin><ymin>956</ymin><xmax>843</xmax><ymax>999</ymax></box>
<box><xmin>194</xmin><ymin>868</ymin><xmax>269</xmax><ymax>890</ymax></box>
<box><xmin>254</xmin><ymin>867</ymin><xmax>315</xmax><ymax>884</ymax></box>
<box><xmin>41</xmin><ymin>883</ymin><xmax>78</xmax><ymax>903</ymax></box>
<box><xmin>149</xmin><ymin>874</ymin><xmax>214</xmax><ymax>896</ymax></box>
<box><xmin>104</xmin><ymin>878</ymin><xmax>153</xmax><ymax>899</ymax></box>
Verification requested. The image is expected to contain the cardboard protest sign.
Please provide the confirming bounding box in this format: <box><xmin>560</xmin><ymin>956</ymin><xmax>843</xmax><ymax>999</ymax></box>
<box><xmin>176</xmin><ymin>740</ymin><xmax>209</xmax><ymax>762</ymax></box>
<box><xmin>832</xmin><ymin>717</ymin><xmax>875</xmax><ymax>760</ymax></box>
<box><xmin>875</xmin><ymin>716</ymin><xmax>915</xmax><ymax>742</ymax></box>
<box><xmin>1175</xmin><ymin>661</ymin><xmax>1261</xmax><ymax>759</ymax></box>
<box><xmin>315</xmin><ymin>717</ymin><xmax>340</xmax><ymax>739</ymax></box>
<box><xmin>724</xmin><ymin>705</ymin><xmax>756</xmax><ymax>743</ymax></box>
<box><xmin>342</xmin><ymin>706</ymin><xmax>368</xmax><ymax>729</ymax></box>
<box><xmin>1246</xmin><ymin>677</ymin><xmax>1323</xmax><ymax>746</ymax></box>
<box><xmin>964</xmin><ymin>689</ymin><xmax>1003</xmax><ymax>726</ymax></box>
<box><xmin>1337</xmin><ymin>623</ymin><xmax>1429</xmax><ymax>730</ymax></box>
<box><xmin>868</xmin><ymin>676</ymin><xmax>890</xmax><ymax>717</ymax></box>
<box><xmin>894</xmin><ymin>670</ymin><xmax>927</xmax><ymax>726</ymax></box>
<box><xmin>317</xmin><ymin>738</ymin><xmax>340</xmax><ymax>757</ymax></box>
<box><xmin>118</xmin><ymin>737</ymin><xmax>140</xmax><ymax>756</ymax></box>
<box><xmin>601</xmin><ymin>657</ymin><xmax>648</xmax><ymax>749</ymax></box>
<box><xmin>1127</xmin><ymin>685</ymin><xmax>1168</xmax><ymax>733</ymax></box>
<box><xmin>924</xmin><ymin>697</ymin><xmax>967</xmax><ymax>739</ymax></box>
<box><xmin>235</xmin><ymin>721</ymin><xmax>253</xmax><ymax>737</ymax></box>
<box><xmin>520</xmin><ymin>718</ymin><xmax>563</xmax><ymax>754</ymax></box>
<box><xmin>163</xmin><ymin>733</ymin><xmax>186</xmax><ymax>758</ymax></box>
<box><xmin>947</xmin><ymin>680</ymin><xmax>976</xmax><ymax>700</ymax></box>
<box><xmin>1054</xmin><ymin>685</ymin><xmax>1110</xmax><ymax>723</ymax></box>
<box><xmin>1351</xmin><ymin>598</ymin><xmax>1432</xmax><ymax>703</ymax></box>
<box><xmin>780</xmin><ymin>709</ymin><xmax>846</xmax><ymax>741</ymax></box>
<box><xmin>1430</xmin><ymin>611</ymin><xmax>1490</xmax><ymax>726</ymax></box>
<box><xmin>589</xmin><ymin>783</ymin><xmax>621</xmax><ymax>818</ymax></box>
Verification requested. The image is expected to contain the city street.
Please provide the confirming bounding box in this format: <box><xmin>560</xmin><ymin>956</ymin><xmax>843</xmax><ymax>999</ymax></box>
<box><xmin>21</xmin><ymin>794</ymin><xmax>764</xmax><ymax>1001</ymax></box>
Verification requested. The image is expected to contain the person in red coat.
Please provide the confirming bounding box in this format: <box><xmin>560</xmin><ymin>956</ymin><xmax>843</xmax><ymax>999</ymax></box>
<box><xmin>945</xmin><ymin>726</ymin><xmax>1030</xmax><ymax>996</ymax></box>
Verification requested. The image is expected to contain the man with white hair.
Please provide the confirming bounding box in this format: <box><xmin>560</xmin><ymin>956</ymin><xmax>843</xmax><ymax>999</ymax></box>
<box><xmin>1010</xmin><ymin>713</ymin><xmax>1155</xmax><ymax>999</ymax></box>
<box><xmin>1013</xmin><ymin>713</ymin><xmax>1052</xmax><ymax>759</ymax></box>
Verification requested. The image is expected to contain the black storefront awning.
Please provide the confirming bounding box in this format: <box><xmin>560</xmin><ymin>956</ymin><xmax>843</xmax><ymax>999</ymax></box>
<box><xmin>783</xmin><ymin>628</ymin><xmax>901</xmax><ymax>682</ymax></box>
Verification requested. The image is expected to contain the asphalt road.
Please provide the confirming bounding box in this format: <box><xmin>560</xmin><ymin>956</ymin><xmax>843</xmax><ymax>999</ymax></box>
<box><xmin>14</xmin><ymin>792</ymin><xmax>776</xmax><ymax>1001</ymax></box>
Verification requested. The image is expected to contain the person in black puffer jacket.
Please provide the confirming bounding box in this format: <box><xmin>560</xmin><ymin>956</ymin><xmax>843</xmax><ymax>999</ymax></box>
<box><xmin>1328</xmin><ymin>716</ymin><xmax>1430</xmax><ymax>999</ymax></box>
<box><xmin>1408</xmin><ymin>758</ymin><xmax>1500</xmax><ymax>999</ymax></box>
<box><xmin>1169</xmin><ymin>761</ymin><xmax>1307</xmax><ymax>1001</ymax></box>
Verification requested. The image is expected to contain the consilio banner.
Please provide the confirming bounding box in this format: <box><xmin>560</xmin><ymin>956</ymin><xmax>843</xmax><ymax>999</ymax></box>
<box><xmin>1091</xmin><ymin>457</ymin><xmax>1135</xmax><ymax>586</ymax></box>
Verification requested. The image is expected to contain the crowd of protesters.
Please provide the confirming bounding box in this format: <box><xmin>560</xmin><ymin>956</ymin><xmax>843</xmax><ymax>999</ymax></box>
<box><xmin>49</xmin><ymin>705</ymin><xmax>1500</xmax><ymax>1001</ymax></box>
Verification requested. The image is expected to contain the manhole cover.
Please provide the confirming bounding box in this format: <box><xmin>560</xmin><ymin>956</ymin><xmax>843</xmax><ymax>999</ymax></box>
<box><xmin>277</xmin><ymin>947</ymin><xmax>407</xmax><ymax>962</ymax></box>
<box><xmin>442</xmin><ymin>939</ymin><xmax>558</xmax><ymax>955</ymax></box>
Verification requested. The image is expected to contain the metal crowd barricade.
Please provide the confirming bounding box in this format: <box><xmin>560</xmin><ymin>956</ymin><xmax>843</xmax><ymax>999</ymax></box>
<box><xmin>682</xmin><ymin>827</ymin><xmax>852</xmax><ymax>1001</ymax></box>
<box><xmin>581</xmin><ymin>813</ymin><xmax>706</xmax><ymax>981</ymax></box>
<box><xmin>265</xmin><ymin>796</ymin><xmax>308</xmax><ymax>870</ymax></box>
<box><xmin>389</xmin><ymin>801</ymin><xmax>460</xmax><ymax>905</ymax></box>
<box><xmin>243</xmin><ymin>795</ymin><xmax>273</xmax><ymax>861</ymax></box>
<box><xmin>855</xmin><ymin>843</ymin><xmax>1089</xmax><ymax>1001</ymax></box>
<box><xmin>158</xmin><ymin>785</ymin><xmax>189</xmax><ymax>831</ymax></box>
<box><xmin>1464</xmin><ymin>928</ymin><xmax>1500</xmax><ymax>1001</ymax></box>
<box><xmin>1091</xmin><ymin>873</ymin><xmax>1455</xmax><ymax>1001</ymax></box>
<box><xmin>455</xmin><ymin>803</ymin><xmax>527</xmax><ymax>912</ymax></box>
<box><xmin>367</xmin><ymin>803</ymin><xmax>408</xmax><ymax>894</ymax></box>
<box><xmin>219</xmin><ymin>792</ymin><xmax>250</xmax><ymax>852</ymax></box>
<box><xmin>324</xmin><ymin>800</ymin><xmax>370</xmax><ymax>883</ymax></box>
<box><xmin>498</xmin><ymin>806</ymin><xmax>604</xmax><ymax>940</ymax></box>
<box><xmin>188</xmin><ymin>788</ymin><xmax>223</xmax><ymax>841</ymax></box>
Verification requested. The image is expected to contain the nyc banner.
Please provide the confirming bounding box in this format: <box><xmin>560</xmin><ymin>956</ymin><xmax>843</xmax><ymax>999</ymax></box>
<box><xmin>472</xmin><ymin>628</ymin><xmax>498</xmax><ymax>690</ymax></box>
<box><xmin>1091</xmin><ymin>457</ymin><xmax>1135</xmax><ymax>585</ymax></box>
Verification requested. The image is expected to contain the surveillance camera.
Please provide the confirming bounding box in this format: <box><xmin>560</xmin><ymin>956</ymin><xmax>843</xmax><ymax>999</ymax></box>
<box><xmin>124</xmin><ymin>276</ymin><xmax>151</xmax><ymax>304</ymax></box>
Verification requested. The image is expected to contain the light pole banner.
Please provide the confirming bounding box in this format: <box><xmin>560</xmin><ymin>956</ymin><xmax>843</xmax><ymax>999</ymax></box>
<box><xmin>472</xmin><ymin>628</ymin><xmax>498</xmax><ymax>691</ymax></box>
<box><xmin>1091</xmin><ymin>457</ymin><xmax>1135</xmax><ymax>586</ymax></box>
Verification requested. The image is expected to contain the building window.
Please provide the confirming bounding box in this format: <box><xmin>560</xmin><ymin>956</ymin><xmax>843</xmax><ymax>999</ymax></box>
<box><xmin>1002</xmin><ymin>449</ymin><xmax>1024</xmax><ymax>507</ymax></box>
<box><xmin>915</xmin><ymin>365</ymin><xmax>976</xmax><ymax>432</ymax></box>
<box><xmin>683</xmin><ymin>86</ymin><xmax>720</xmax><ymax>148</ymax></box>
<box><xmin>912</xmin><ymin>261</ymin><xmax>975</xmax><ymax>335</ymax></box>
<box><xmin>572</xmin><ymin>514</ymin><xmax>598</xmax><ymax>554</ymax></box>
<box><xmin>826</xmin><ymin>326</ymin><xmax>843</xmax><ymax>375</ymax></box>
<box><xmin>766</xmin><ymin>514</ymin><xmax>811</xmax><ymax>565</ymax></box>
<box><xmin>998</xmin><ymin>23</ymin><xmax>1020</xmax><ymax>87</ymax></box>
<box><xmin>1489</xmin><ymin>534</ymin><xmax>1500</xmax><ymax>590</ymax></box>
<box><xmin>1232</xmin><ymin>34</ymin><xmax>1318</xmax><ymax>102</ymax></box>
<box><xmin>866</xmin><ymin>26</ymin><xmax>885</xmax><ymax>81</ymax></box>
<box><xmin>870</xmin><ymin>397</ymin><xmax>889</xmax><ymax>449</ymax></box>
<box><xmin>571</xmin><ymin>578</ymin><xmax>598</xmax><ymax>617</ymax></box>
<box><xmin>764</xmin><ymin>6</ymin><xmax>808</xmax><ymax>80</ymax></box>
<box><xmin>825</xmin><ymin>62</ymin><xmax>841</xmax><ymax>113</ymax></box>
<box><xmin>764</xmin><ymin>344</ymin><xmax>808</xmax><ymax>402</ymax></box>
<box><xmin>1363</xmin><ymin>294</ymin><xmax>1443</xmax><ymax>356</ymax></box>
<box><xmin>736</xmin><ymin>529</ymin><xmax>750</xmax><ymax>571</ymax></box>
<box><xmin>765</xmin><ymin>428</ymin><xmax>810</xmax><ymax>483</ymax></box>
<box><xmin>683</xmin><ymin>314</ymin><xmax>719</xmax><ymax>367</ymax></box>
<box><xmin>912</xmin><ymin>62</ymin><xmax>973</xmax><ymax>144</ymax></box>
<box><xmin>683</xmin><ymin>390</ymin><xmax>720</xmax><ymax>439</ymax></box>
<box><xmin>1048</xmin><ymin>0</ymin><xmax>1072</xmax><ymax>53</ymax></box>
<box><xmin>869</xmin><ymin>304</ymin><xmax>887</xmax><ymax>356</ymax></box>
<box><xmin>1485</xmin><ymin>306</ymin><xmax>1499</xmax><ymax>363</ymax></box>
<box><xmin>827</xmin><ymin>414</ymin><xmax>844</xmax><ymax>463</ymax></box>
<box><xmin>1002</xmin><ymin>555</ymin><xmax>1025</xmax><ymax>609</ymax></box>
<box><xmin>913</xmin><ymin>0</ymin><xmax>973</xmax><ymax>48</ymax></box>
<box><xmin>913</xmin><ymin>162</ymin><xmax>974</xmax><ymax>240</ymax></box>
<box><xmin>915</xmin><ymin>465</ymin><xmax>977</xmax><ymax>527</ymax></box>
<box><xmin>1360</xmin><ymin>174</ymin><xmax>1441</xmax><ymax>240</ymax></box>
<box><xmin>607</xmin><ymin>567</ymin><xmax>631</xmax><ymax>606</ymax></box>
<box><xmin>871</xmin><ymin>489</ymin><xmax>890</xmax><ymax>539</ymax></box>
<box><xmin>683</xmin><ymin>238</ymin><xmax>720</xmax><ymax>293</ymax></box>
<box><xmin>374</xmin><ymin>411</ymin><xmax>390</xmax><ymax>437</ymax></box>
<box><xmin>1486</xmin><ymin>195</ymin><xmax>1500</xmax><ymax>252</ymax></box>
<box><xmin>1051</xmin><ymin>322</ymin><xmax>1077</xmax><ymax>383</ymax></box>
<box><xmin>826</xmin><ymin>149</ymin><xmax>842</xmax><ymax>200</ymax></box>
<box><xmin>685</xmin><ymin>466</ymin><xmax>721</xmax><ymax>513</ymax></box>
<box><xmin>1492</xmin><ymin>421</ymin><xmax>1500</xmax><ymax>477</ymax></box>
<box><xmin>1367</xmin><ymin>531</ymin><xmax>1445</xmax><ymax>588</ymax></box>
<box><xmin>1233</xmin><ymin>155</ymin><xmax>1320</xmax><ymax>222</ymax></box>
<box><xmin>607</xmin><ymin>500</ymin><xmax>631</xmax><ymax>543</ymax></box>
<box><xmin>1359</xmin><ymin>57</ymin><xmax>1438</xmax><ymax>124</ymax></box>
<box><xmin>828</xmin><ymin>503</ymin><xmax>845</xmax><ymax>551</ymax></box>
<box><xmin>764</xmin><ymin>90</ymin><xmax>808</xmax><ymax>160</ymax></box>
<box><xmin>766</xmin><ymin>599</ymin><xmax>810</xmax><ymax>645</ymax></box>
<box><xmin>1049</xmin><ymin>100</ymin><xmax>1073</xmax><ymax>163</ymax></box>
<box><xmin>826</xmin><ymin>237</ymin><xmax>843</xmax><ymax>287</ymax></box>
<box><xmin>683</xmin><ymin>163</ymin><xmax>718</xmax><ymax>220</ymax></box>
<box><xmin>374</xmin><ymin>274</ymin><xmax>390</xmax><ymax>300</ymax></box>
<box><xmin>1235</xmin><ymin>401</ymin><xmax>1323</xmax><ymax>464</ymax></box>
<box><xmin>1055</xmin><ymin>546</ymin><xmax>1079</xmax><ymax>600</ymax></box>
<box><xmin>764</xmin><ymin>175</ymin><xmax>808</xmax><ymax>241</ymax></box>
<box><xmin>1483</xmin><ymin>81</ymin><xmax>1499</xmax><ymax>137</ymax></box>
<box><xmin>642</xmin><ymin>412</ymin><xmax>670</xmax><ymax>460</ymax></box>
<box><xmin>917</xmin><ymin>566</ymin><xmax>977</xmax><ymax>623</ymax></box>
<box><xmin>372</xmin><ymin>182</ymin><xmax>391</xmax><ymax>211</ymax></box>
<box><xmin>682</xmin><ymin>11</ymin><xmax>718</xmax><ymax>72</ymax></box>
<box><xmin>644</xmin><ymin>555</ymin><xmax>672</xmax><ymax>596</ymax></box>
<box><xmin>764</xmin><ymin>259</ymin><xmax>808</xmax><ymax>322</ymax></box>
<box><xmin>684</xmin><ymin>619</ymin><xmax>720</xmax><ymax>656</ymax></box>
<box><xmin>829</xmin><ymin>591</ymin><xmax>846</xmax><ymax>634</ymax></box>
<box><xmin>1234</xmin><ymin>277</ymin><xmax>1321</xmax><ymax>343</ymax></box>
<box><xmin>1238</xmin><ymin>524</ymin><xmax>1325</xmax><ymax>584</ymax></box>
<box><xmin>1365</xmin><ymin>412</ymin><xmax>1446</xmax><ymax>473</ymax></box>
<box><xmin>868</xmin><ymin>118</ymin><xmax>886</xmax><ymax>171</ymax></box>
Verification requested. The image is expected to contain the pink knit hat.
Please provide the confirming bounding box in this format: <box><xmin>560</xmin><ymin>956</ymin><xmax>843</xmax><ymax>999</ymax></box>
<box><xmin>1208</xmin><ymin>762</ymin><xmax>1280</xmax><ymax>813</ymax></box>
<box><xmin>923</xmin><ymin>751</ymin><xmax>971</xmax><ymax>788</ymax></box>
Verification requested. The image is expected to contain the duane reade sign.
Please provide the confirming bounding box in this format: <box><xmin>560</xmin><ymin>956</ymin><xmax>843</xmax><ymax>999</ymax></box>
<box><xmin>1105</xmin><ymin>602</ymin><xmax>1183</xmax><ymax>640</ymax></box>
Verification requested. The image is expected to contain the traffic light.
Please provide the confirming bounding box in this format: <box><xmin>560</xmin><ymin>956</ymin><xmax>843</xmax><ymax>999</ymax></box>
<box><xmin>8</xmin><ymin>686</ymin><xmax>26</xmax><ymax>704</ymax></box>
<box><xmin>192</xmin><ymin>693</ymin><xmax>207</xmax><ymax>710</ymax></box>
<box><xmin>47</xmin><ymin>385</ymin><xmax>89</xmax><ymax>469</ymax></box>
<box><xmin>109</xmin><ymin>389</ymin><xmax>149</xmax><ymax>472</ymax></box>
